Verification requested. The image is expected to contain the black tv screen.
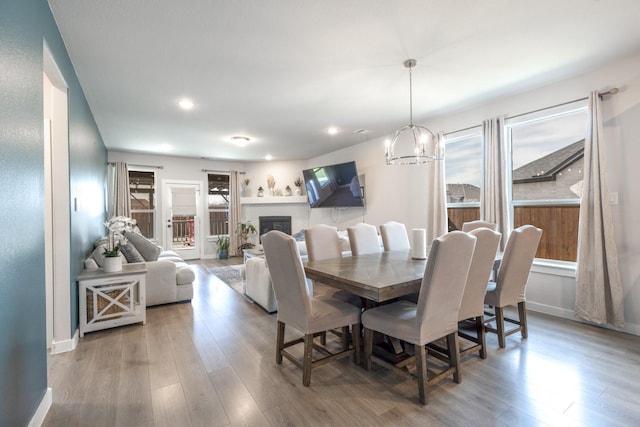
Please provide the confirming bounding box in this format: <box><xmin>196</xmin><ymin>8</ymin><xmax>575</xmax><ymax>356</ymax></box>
<box><xmin>302</xmin><ymin>161</ymin><xmax>364</xmax><ymax>208</ymax></box>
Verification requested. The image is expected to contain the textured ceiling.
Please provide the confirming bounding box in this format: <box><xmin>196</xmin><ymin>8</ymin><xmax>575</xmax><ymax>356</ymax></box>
<box><xmin>48</xmin><ymin>0</ymin><xmax>640</xmax><ymax>161</ymax></box>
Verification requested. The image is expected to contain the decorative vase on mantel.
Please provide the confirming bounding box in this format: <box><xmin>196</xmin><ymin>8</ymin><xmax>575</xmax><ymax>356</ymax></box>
<box><xmin>103</xmin><ymin>256</ymin><xmax>122</xmax><ymax>273</ymax></box>
<box><xmin>293</xmin><ymin>177</ymin><xmax>303</xmax><ymax>196</ymax></box>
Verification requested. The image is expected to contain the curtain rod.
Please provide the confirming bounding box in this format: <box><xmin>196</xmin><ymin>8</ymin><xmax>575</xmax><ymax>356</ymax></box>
<box><xmin>443</xmin><ymin>124</ymin><xmax>482</xmax><ymax>137</ymax></box>
<box><xmin>201</xmin><ymin>169</ymin><xmax>245</xmax><ymax>174</ymax></box>
<box><xmin>108</xmin><ymin>162</ymin><xmax>163</xmax><ymax>169</ymax></box>
<box><xmin>443</xmin><ymin>88</ymin><xmax>619</xmax><ymax>136</ymax></box>
<box><xmin>507</xmin><ymin>88</ymin><xmax>619</xmax><ymax>121</ymax></box>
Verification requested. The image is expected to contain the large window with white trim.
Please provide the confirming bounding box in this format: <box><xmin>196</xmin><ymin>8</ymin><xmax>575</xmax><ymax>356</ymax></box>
<box><xmin>129</xmin><ymin>170</ymin><xmax>155</xmax><ymax>239</ymax></box>
<box><xmin>506</xmin><ymin>100</ymin><xmax>588</xmax><ymax>261</ymax></box>
<box><xmin>445</xmin><ymin>127</ymin><xmax>482</xmax><ymax>231</ymax></box>
<box><xmin>208</xmin><ymin>173</ymin><xmax>230</xmax><ymax>236</ymax></box>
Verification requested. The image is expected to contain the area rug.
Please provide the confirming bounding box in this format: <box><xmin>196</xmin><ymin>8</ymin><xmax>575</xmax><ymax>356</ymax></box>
<box><xmin>208</xmin><ymin>265</ymin><xmax>246</xmax><ymax>295</ymax></box>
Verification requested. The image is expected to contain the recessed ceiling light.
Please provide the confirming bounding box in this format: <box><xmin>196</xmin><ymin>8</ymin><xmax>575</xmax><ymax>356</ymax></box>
<box><xmin>328</xmin><ymin>126</ymin><xmax>338</xmax><ymax>135</ymax></box>
<box><xmin>177</xmin><ymin>99</ymin><xmax>194</xmax><ymax>110</ymax></box>
<box><xmin>265</xmin><ymin>154</ymin><xmax>273</xmax><ymax>161</ymax></box>
<box><xmin>230</xmin><ymin>135</ymin><xmax>251</xmax><ymax>147</ymax></box>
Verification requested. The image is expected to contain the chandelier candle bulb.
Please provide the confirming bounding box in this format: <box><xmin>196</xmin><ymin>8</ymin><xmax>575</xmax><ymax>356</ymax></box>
<box><xmin>412</xmin><ymin>228</ymin><xmax>427</xmax><ymax>260</ymax></box>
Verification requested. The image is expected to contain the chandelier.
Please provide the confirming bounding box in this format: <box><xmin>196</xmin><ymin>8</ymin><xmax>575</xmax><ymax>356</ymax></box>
<box><xmin>385</xmin><ymin>59</ymin><xmax>443</xmax><ymax>165</ymax></box>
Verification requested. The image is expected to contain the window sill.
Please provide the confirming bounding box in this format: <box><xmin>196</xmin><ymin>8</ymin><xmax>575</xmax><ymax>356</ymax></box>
<box><xmin>531</xmin><ymin>259</ymin><xmax>576</xmax><ymax>278</ymax></box>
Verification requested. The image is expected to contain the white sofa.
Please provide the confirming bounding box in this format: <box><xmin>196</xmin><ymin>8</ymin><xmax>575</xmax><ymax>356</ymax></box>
<box><xmin>84</xmin><ymin>236</ymin><xmax>195</xmax><ymax>307</ymax></box>
<box><xmin>244</xmin><ymin>231</ymin><xmax>353</xmax><ymax>312</ymax></box>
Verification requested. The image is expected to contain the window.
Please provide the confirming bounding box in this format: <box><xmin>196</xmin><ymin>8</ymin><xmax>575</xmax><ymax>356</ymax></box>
<box><xmin>129</xmin><ymin>170</ymin><xmax>155</xmax><ymax>239</ymax></box>
<box><xmin>506</xmin><ymin>100</ymin><xmax>588</xmax><ymax>261</ymax></box>
<box><xmin>208</xmin><ymin>173</ymin><xmax>230</xmax><ymax>236</ymax></box>
<box><xmin>445</xmin><ymin>127</ymin><xmax>482</xmax><ymax>231</ymax></box>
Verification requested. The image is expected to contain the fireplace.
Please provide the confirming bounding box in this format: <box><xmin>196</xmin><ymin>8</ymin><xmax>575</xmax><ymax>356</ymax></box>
<box><xmin>259</xmin><ymin>216</ymin><xmax>292</xmax><ymax>240</ymax></box>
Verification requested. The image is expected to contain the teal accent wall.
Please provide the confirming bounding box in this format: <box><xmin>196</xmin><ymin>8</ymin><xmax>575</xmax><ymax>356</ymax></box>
<box><xmin>0</xmin><ymin>1</ymin><xmax>106</xmax><ymax>425</ymax></box>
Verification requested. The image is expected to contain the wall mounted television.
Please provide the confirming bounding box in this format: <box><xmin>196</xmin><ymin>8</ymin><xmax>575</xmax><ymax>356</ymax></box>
<box><xmin>302</xmin><ymin>161</ymin><xmax>364</xmax><ymax>208</ymax></box>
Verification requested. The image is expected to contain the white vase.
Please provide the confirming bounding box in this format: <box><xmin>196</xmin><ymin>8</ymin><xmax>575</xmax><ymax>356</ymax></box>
<box><xmin>295</xmin><ymin>186</ymin><xmax>303</xmax><ymax>196</ymax></box>
<box><xmin>103</xmin><ymin>256</ymin><xmax>122</xmax><ymax>273</ymax></box>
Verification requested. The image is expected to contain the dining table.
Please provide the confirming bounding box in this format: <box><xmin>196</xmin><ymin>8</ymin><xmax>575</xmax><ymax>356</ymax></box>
<box><xmin>304</xmin><ymin>249</ymin><xmax>428</xmax><ymax>361</ymax></box>
<box><xmin>303</xmin><ymin>250</ymin><xmax>427</xmax><ymax>304</ymax></box>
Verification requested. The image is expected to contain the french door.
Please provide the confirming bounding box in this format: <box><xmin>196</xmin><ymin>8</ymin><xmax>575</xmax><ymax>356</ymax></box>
<box><xmin>162</xmin><ymin>180</ymin><xmax>202</xmax><ymax>260</ymax></box>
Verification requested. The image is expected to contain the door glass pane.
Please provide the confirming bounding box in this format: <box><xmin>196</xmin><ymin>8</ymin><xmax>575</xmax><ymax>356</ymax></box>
<box><xmin>171</xmin><ymin>187</ymin><xmax>196</xmax><ymax>249</ymax></box>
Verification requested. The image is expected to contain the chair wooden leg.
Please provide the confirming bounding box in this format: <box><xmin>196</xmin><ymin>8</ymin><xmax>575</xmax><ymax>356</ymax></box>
<box><xmin>302</xmin><ymin>334</ymin><xmax>314</xmax><ymax>386</ymax></box>
<box><xmin>320</xmin><ymin>331</ymin><xmax>327</xmax><ymax>345</ymax></box>
<box><xmin>351</xmin><ymin>323</ymin><xmax>361</xmax><ymax>366</ymax></box>
<box><xmin>276</xmin><ymin>321</ymin><xmax>285</xmax><ymax>364</ymax></box>
<box><xmin>414</xmin><ymin>344</ymin><xmax>428</xmax><ymax>405</ymax></box>
<box><xmin>475</xmin><ymin>315</ymin><xmax>487</xmax><ymax>359</ymax></box>
<box><xmin>341</xmin><ymin>326</ymin><xmax>349</xmax><ymax>350</ymax></box>
<box><xmin>495</xmin><ymin>306</ymin><xmax>506</xmax><ymax>348</ymax></box>
<box><xmin>518</xmin><ymin>301</ymin><xmax>528</xmax><ymax>339</ymax></box>
<box><xmin>447</xmin><ymin>332</ymin><xmax>462</xmax><ymax>384</ymax></box>
<box><xmin>363</xmin><ymin>328</ymin><xmax>373</xmax><ymax>371</ymax></box>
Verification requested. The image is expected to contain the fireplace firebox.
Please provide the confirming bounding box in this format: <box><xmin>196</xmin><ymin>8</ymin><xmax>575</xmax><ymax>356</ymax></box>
<box><xmin>259</xmin><ymin>216</ymin><xmax>292</xmax><ymax>241</ymax></box>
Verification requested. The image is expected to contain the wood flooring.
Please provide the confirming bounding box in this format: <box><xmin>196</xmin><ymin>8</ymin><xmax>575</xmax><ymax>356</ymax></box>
<box><xmin>43</xmin><ymin>257</ymin><xmax>640</xmax><ymax>426</ymax></box>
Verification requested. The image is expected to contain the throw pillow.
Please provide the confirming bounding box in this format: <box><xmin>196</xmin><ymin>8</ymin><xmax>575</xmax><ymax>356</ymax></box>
<box><xmin>91</xmin><ymin>245</ymin><xmax>107</xmax><ymax>268</ymax></box>
<box><xmin>292</xmin><ymin>229</ymin><xmax>306</xmax><ymax>241</ymax></box>
<box><xmin>120</xmin><ymin>243</ymin><xmax>145</xmax><ymax>263</ymax></box>
<box><xmin>124</xmin><ymin>230</ymin><xmax>162</xmax><ymax>261</ymax></box>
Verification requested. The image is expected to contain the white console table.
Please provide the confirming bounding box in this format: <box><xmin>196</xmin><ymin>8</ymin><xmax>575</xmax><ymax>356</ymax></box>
<box><xmin>77</xmin><ymin>264</ymin><xmax>147</xmax><ymax>337</ymax></box>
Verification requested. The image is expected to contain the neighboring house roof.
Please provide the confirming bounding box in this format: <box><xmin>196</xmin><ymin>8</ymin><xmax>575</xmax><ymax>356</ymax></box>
<box><xmin>512</xmin><ymin>140</ymin><xmax>584</xmax><ymax>184</ymax></box>
<box><xmin>446</xmin><ymin>183</ymin><xmax>480</xmax><ymax>202</ymax></box>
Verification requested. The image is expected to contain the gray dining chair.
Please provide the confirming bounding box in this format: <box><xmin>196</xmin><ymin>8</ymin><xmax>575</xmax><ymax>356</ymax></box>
<box><xmin>461</xmin><ymin>220</ymin><xmax>498</xmax><ymax>232</ymax></box>
<box><xmin>379</xmin><ymin>221</ymin><xmax>411</xmax><ymax>252</ymax></box>
<box><xmin>457</xmin><ymin>227</ymin><xmax>501</xmax><ymax>359</ymax></box>
<box><xmin>305</xmin><ymin>224</ymin><xmax>362</xmax><ymax>344</ymax></box>
<box><xmin>484</xmin><ymin>225</ymin><xmax>542</xmax><ymax>348</ymax></box>
<box><xmin>262</xmin><ymin>230</ymin><xmax>361</xmax><ymax>386</ymax></box>
<box><xmin>347</xmin><ymin>223</ymin><xmax>381</xmax><ymax>255</ymax></box>
<box><xmin>305</xmin><ymin>224</ymin><xmax>342</xmax><ymax>262</ymax></box>
<box><xmin>362</xmin><ymin>231</ymin><xmax>477</xmax><ymax>405</ymax></box>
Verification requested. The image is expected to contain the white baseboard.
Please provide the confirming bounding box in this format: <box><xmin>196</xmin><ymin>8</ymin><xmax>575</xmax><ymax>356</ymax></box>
<box><xmin>527</xmin><ymin>301</ymin><xmax>640</xmax><ymax>336</ymax></box>
<box><xmin>28</xmin><ymin>387</ymin><xmax>52</xmax><ymax>427</ymax></box>
<box><xmin>50</xmin><ymin>328</ymin><xmax>79</xmax><ymax>354</ymax></box>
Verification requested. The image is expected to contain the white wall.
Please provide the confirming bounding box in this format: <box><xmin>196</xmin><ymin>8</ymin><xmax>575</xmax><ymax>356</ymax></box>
<box><xmin>110</xmin><ymin>49</ymin><xmax>640</xmax><ymax>335</ymax></box>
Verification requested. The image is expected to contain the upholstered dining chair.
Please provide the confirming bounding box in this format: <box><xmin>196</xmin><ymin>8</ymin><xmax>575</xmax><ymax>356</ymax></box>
<box><xmin>305</xmin><ymin>224</ymin><xmax>362</xmax><ymax>343</ymax></box>
<box><xmin>379</xmin><ymin>221</ymin><xmax>411</xmax><ymax>252</ymax></box>
<box><xmin>461</xmin><ymin>220</ymin><xmax>498</xmax><ymax>232</ymax></box>
<box><xmin>484</xmin><ymin>225</ymin><xmax>542</xmax><ymax>348</ymax></box>
<box><xmin>362</xmin><ymin>231</ymin><xmax>477</xmax><ymax>405</ymax></box>
<box><xmin>347</xmin><ymin>223</ymin><xmax>381</xmax><ymax>255</ymax></box>
<box><xmin>305</xmin><ymin>224</ymin><xmax>342</xmax><ymax>261</ymax></box>
<box><xmin>457</xmin><ymin>227</ymin><xmax>501</xmax><ymax>359</ymax></box>
<box><xmin>262</xmin><ymin>230</ymin><xmax>361</xmax><ymax>386</ymax></box>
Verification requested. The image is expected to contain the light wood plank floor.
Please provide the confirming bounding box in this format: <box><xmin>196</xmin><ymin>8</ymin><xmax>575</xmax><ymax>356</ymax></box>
<box><xmin>44</xmin><ymin>257</ymin><xmax>640</xmax><ymax>426</ymax></box>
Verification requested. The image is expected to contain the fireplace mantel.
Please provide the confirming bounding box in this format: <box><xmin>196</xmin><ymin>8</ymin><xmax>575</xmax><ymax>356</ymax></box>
<box><xmin>241</xmin><ymin>196</ymin><xmax>308</xmax><ymax>205</ymax></box>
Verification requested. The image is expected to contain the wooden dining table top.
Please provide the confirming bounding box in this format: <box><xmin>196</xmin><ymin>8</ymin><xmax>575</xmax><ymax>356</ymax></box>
<box><xmin>303</xmin><ymin>250</ymin><xmax>427</xmax><ymax>303</ymax></box>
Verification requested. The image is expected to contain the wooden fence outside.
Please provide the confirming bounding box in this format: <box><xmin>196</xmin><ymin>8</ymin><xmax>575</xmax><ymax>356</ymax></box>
<box><xmin>447</xmin><ymin>204</ymin><xmax>579</xmax><ymax>262</ymax></box>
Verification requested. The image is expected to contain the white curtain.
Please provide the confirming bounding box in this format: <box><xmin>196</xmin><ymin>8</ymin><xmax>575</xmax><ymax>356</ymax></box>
<box><xmin>481</xmin><ymin>117</ymin><xmax>510</xmax><ymax>251</ymax></box>
<box><xmin>229</xmin><ymin>171</ymin><xmax>243</xmax><ymax>257</ymax></box>
<box><xmin>108</xmin><ymin>162</ymin><xmax>131</xmax><ymax>218</ymax></box>
<box><xmin>425</xmin><ymin>133</ymin><xmax>447</xmax><ymax>242</ymax></box>
<box><xmin>575</xmin><ymin>91</ymin><xmax>624</xmax><ymax>327</ymax></box>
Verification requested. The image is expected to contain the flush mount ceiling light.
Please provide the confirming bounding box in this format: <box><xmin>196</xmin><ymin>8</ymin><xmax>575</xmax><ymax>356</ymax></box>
<box><xmin>177</xmin><ymin>98</ymin><xmax>194</xmax><ymax>110</ymax></box>
<box><xmin>327</xmin><ymin>126</ymin><xmax>338</xmax><ymax>135</ymax></box>
<box><xmin>229</xmin><ymin>135</ymin><xmax>251</xmax><ymax>147</ymax></box>
<box><xmin>385</xmin><ymin>59</ymin><xmax>443</xmax><ymax>165</ymax></box>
